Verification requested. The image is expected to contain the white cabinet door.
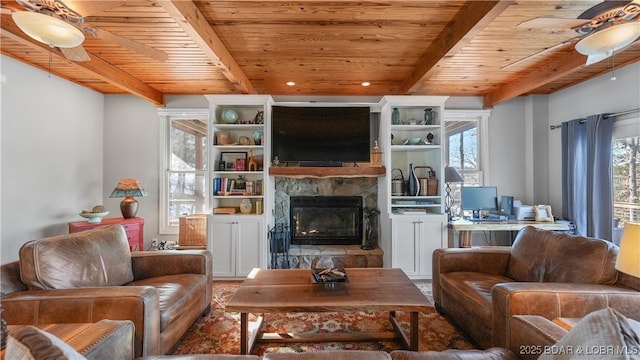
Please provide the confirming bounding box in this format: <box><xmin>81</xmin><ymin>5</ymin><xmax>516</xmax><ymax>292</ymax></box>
<box><xmin>418</xmin><ymin>216</ymin><xmax>446</xmax><ymax>278</ymax></box>
<box><xmin>236</xmin><ymin>218</ymin><xmax>265</xmax><ymax>277</ymax></box>
<box><xmin>209</xmin><ymin>216</ymin><xmax>265</xmax><ymax>278</ymax></box>
<box><xmin>209</xmin><ymin>218</ymin><xmax>235</xmax><ymax>277</ymax></box>
<box><xmin>391</xmin><ymin>215</ymin><xmax>446</xmax><ymax>279</ymax></box>
<box><xmin>391</xmin><ymin>216</ymin><xmax>422</xmax><ymax>277</ymax></box>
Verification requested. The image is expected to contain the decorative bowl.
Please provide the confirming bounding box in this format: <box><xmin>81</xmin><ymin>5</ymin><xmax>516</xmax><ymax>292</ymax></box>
<box><xmin>79</xmin><ymin>211</ymin><xmax>110</xmax><ymax>223</ymax></box>
<box><xmin>221</xmin><ymin>109</ymin><xmax>239</xmax><ymax>124</ymax></box>
<box><xmin>403</xmin><ymin>137</ymin><xmax>426</xmax><ymax>145</ymax></box>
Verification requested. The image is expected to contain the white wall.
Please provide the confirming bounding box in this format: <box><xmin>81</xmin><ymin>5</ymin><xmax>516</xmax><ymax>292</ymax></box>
<box><xmin>0</xmin><ymin>55</ymin><xmax>104</xmax><ymax>263</ymax></box>
<box><xmin>547</xmin><ymin>62</ymin><xmax>640</xmax><ymax>214</ymax></box>
<box><xmin>102</xmin><ymin>95</ymin><xmax>208</xmax><ymax>249</ymax></box>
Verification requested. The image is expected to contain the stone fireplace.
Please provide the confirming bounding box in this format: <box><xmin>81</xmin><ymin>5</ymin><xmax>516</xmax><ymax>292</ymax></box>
<box><xmin>272</xmin><ymin>177</ymin><xmax>383</xmax><ymax>268</ymax></box>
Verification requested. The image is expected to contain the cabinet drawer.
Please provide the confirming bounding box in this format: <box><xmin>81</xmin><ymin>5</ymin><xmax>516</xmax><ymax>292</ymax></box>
<box><xmin>120</xmin><ymin>222</ymin><xmax>141</xmax><ymax>232</ymax></box>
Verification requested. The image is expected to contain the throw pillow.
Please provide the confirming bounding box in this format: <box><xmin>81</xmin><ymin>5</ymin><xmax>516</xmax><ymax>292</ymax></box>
<box><xmin>5</xmin><ymin>326</ymin><xmax>87</xmax><ymax>360</ymax></box>
<box><xmin>538</xmin><ymin>308</ymin><xmax>640</xmax><ymax>360</ymax></box>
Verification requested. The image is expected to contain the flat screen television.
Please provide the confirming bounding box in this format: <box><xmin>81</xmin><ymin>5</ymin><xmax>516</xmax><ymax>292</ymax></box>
<box><xmin>461</xmin><ymin>186</ymin><xmax>498</xmax><ymax>218</ymax></box>
<box><xmin>271</xmin><ymin>106</ymin><xmax>371</xmax><ymax>165</ymax></box>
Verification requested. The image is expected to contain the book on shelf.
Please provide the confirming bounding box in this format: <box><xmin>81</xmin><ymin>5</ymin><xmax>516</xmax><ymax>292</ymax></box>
<box><xmin>393</xmin><ymin>208</ymin><xmax>429</xmax><ymax>214</ymax></box>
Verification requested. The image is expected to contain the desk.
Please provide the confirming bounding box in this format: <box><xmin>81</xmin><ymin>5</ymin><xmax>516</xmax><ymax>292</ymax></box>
<box><xmin>448</xmin><ymin>220</ymin><xmax>572</xmax><ymax>247</ymax></box>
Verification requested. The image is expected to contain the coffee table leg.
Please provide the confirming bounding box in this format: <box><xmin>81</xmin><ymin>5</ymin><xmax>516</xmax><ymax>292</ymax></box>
<box><xmin>409</xmin><ymin>311</ymin><xmax>419</xmax><ymax>350</ymax></box>
<box><xmin>240</xmin><ymin>312</ymin><xmax>248</xmax><ymax>354</ymax></box>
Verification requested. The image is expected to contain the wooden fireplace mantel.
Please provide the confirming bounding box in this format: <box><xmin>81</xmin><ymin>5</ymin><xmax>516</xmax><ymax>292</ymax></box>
<box><xmin>269</xmin><ymin>166</ymin><xmax>386</xmax><ymax>179</ymax></box>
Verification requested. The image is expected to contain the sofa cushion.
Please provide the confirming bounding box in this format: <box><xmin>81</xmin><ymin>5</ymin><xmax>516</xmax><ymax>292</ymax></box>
<box><xmin>390</xmin><ymin>348</ymin><xmax>517</xmax><ymax>360</ymax></box>
<box><xmin>439</xmin><ymin>271</ymin><xmax>514</xmax><ymax>323</ymax></box>
<box><xmin>507</xmin><ymin>227</ymin><xmax>618</xmax><ymax>284</ymax></box>
<box><xmin>538</xmin><ymin>308</ymin><xmax>640</xmax><ymax>360</ymax></box>
<box><xmin>19</xmin><ymin>225</ymin><xmax>134</xmax><ymax>290</ymax></box>
<box><xmin>263</xmin><ymin>351</ymin><xmax>392</xmax><ymax>360</ymax></box>
<box><xmin>6</xmin><ymin>326</ymin><xmax>87</xmax><ymax>360</ymax></box>
<box><xmin>128</xmin><ymin>273</ymin><xmax>208</xmax><ymax>331</ymax></box>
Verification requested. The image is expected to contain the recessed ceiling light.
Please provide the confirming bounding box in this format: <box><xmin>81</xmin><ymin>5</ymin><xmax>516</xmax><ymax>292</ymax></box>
<box><xmin>286</xmin><ymin>81</ymin><xmax>296</xmax><ymax>86</ymax></box>
<box><xmin>361</xmin><ymin>82</ymin><xmax>371</xmax><ymax>87</ymax></box>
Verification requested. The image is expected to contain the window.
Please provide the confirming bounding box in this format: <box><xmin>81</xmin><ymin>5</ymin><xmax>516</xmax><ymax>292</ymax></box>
<box><xmin>159</xmin><ymin>109</ymin><xmax>209</xmax><ymax>234</ymax></box>
<box><xmin>612</xmin><ymin>115</ymin><xmax>640</xmax><ymax>244</ymax></box>
<box><xmin>444</xmin><ymin>110</ymin><xmax>490</xmax><ymax>217</ymax></box>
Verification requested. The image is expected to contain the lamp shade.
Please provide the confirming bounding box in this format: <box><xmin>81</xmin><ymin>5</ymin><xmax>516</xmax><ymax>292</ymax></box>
<box><xmin>615</xmin><ymin>222</ymin><xmax>640</xmax><ymax>278</ymax></box>
<box><xmin>109</xmin><ymin>178</ymin><xmax>148</xmax><ymax>198</ymax></box>
<box><xmin>575</xmin><ymin>22</ymin><xmax>640</xmax><ymax>55</ymax></box>
<box><xmin>12</xmin><ymin>11</ymin><xmax>84</xmax><ymax>48</ymax></box>
<box><xmin>444</xmin><ymin>166</ymin><xmax>464</xmax><ymax>183</ymax></box>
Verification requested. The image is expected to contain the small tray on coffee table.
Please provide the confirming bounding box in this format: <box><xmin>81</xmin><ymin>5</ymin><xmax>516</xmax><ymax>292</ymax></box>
<box><xmin>311</xmin><ymin>268</ymin><xmax>348</xmax><ymax>283</ymax></box>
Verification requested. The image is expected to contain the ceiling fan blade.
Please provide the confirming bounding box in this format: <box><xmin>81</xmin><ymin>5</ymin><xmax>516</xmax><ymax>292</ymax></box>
<box><xmin>517</xmin><ymin>17</ymin><xmax>591</xmax><ymax>30</ymax></box>
<box><xmin>501</xmin><ymin>36</ymin><xmax>581</xmax><ymax>70</ymax></box>
<box><xmin>60</xmin><ymin>45</ymin><xmax>90</xmax><ymax>62</ymax></box>
<box><xmin>92</xmin><ymin>27</ymin><xmax>168</xmax><ymax>62</ymax></box>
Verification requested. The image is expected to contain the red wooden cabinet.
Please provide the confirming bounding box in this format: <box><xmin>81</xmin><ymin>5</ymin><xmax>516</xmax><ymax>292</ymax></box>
<box><xmin>68</xmin><ymin>217</ymin><xmax>144</xmax><ymax>251</ymax></box>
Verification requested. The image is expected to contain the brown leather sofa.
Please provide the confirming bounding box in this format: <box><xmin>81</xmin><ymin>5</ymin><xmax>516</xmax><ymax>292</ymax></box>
<box><xmin>1</xmin><ymin>224</ymin><xmax>213</xmax><ymax>357</ymax></box>
<box><xmin>432</xmin><ymin>226</ymin><xmax>640</xmax><ymax>350</ymax></box>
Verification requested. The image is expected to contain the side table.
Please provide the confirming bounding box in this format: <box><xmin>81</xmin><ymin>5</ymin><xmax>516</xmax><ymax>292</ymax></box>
<box><xmin>69</xmin><ymin>217</ymin><xmax>144</xmax><ymax>251</ymax></box>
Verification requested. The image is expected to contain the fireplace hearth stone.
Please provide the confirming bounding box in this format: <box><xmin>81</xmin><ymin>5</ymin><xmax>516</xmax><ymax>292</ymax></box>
<box><xmin>273</xmin><ymin>244</ymin><xmax>383</xmax><ymax>269</ymax></box>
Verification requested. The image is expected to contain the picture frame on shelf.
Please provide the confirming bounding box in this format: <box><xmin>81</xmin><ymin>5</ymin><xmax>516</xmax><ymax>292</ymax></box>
<box><xmin>221</xmin><ymin>152</ymin><xmax>247</xmax><ymax>171</ymax></box>
<box><xmin>216</xmin><ymin>131</ymin><xmax>232</xmax><ymax>145</ymax></box>
<box><xmin>534</xmin><ymin>205</ymin><xmax>554</xmax><ymax>222</ymax></box>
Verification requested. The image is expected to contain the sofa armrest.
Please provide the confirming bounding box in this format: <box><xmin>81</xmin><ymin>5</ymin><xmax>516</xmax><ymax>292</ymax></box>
<box><xmin>492</xmin><ymin>282</ymin><xmax>640</xmax><ymax>349</ymax></box>
<box><xmin>2</xmin><ymin>286</ymin><xmax>161</xmax><ymax>356</ymax></box>
<box><xmin>432</xmin><ymin>247</ymin><xmax>511</xmax><ymax>305</ymax></box>
<box><xmin>509</xmin><ymin>315</ymin><xmax>567</xmax><ymax>360</ymax></box>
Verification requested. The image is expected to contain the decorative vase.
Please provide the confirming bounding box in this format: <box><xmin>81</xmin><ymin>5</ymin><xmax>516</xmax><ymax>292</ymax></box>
<box><xmin>221</xmin><ymin>109</ymin><xmax>238</xmax><ymax>124</ymax></box>
<box><xmin>240</xmin><ymin>199</ymin><xmax>253</xmax><ymax>214</ymax></box>
<box><xmin>423</xmin><ymin>108</ymin><xmax>435</xmax><ymax>125</ymax></box>
<box><xmin>253</xmin><ymin>130</ymin><xmax>264</xmax><ymax>145</ymax></box>
<box><xmin>408</xmin><ymin>163</ymin><xmax>420</xmax><ymax>196</ymax></box>
<box><xmin>392</xmin><ymin>108</ymin><xmax>400</xmax><ymax>125</ymax></box>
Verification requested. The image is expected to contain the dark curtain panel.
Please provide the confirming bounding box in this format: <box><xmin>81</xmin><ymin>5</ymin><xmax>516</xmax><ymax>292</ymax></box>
<box><xmin>561</xmin><ymin>114</ymin><xmax>614</xmax><ymax>240</ymax></box>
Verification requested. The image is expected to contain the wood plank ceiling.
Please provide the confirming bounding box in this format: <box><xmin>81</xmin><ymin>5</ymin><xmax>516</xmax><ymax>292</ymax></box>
<box><xmin>1</xmin><ymin>1</ymin><xmax>639</xmax><ymax>108</ymax></box>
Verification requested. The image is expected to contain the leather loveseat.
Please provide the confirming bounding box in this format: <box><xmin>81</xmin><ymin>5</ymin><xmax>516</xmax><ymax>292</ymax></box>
<box><xmin>1</xmin><ymin>224</ymin><xmax>213</xmax><ymax>357</ymax></box>
<box><xmin>432</xmin><ymin>226</ymin><xmax>640</xmax><ymax>349</ymax></box>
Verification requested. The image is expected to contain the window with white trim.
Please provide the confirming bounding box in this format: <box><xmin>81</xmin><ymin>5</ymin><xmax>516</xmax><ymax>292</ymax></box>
<box><xmin>444</xmin><ymin>110</ymin><xmax>490</xmax><ymax>218</ymax></box>
<box><xmin>159</xmin><ymin>109</ymin><xmax>209</xmax><ymax>234</ymax></box>
<box><xmin>612</xmin><ymin>115</ymin><xmax>640</xmax><ymax>244</ymax></box>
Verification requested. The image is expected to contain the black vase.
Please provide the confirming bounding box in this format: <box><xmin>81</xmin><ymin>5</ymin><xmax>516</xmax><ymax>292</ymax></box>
<box><xmin>408</xmin><ymin>163</ymin><xmax>420</xmax><ymax>196</ymax></box>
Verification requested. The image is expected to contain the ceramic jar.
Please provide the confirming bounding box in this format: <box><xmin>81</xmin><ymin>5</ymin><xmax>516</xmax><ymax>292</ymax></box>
<box><xmin>240</xmin><ymin>199</ymin><xmax>253</xmax><ymax>214</ymax></box>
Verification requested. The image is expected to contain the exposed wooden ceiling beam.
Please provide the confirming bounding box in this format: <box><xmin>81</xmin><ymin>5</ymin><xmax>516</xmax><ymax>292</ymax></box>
<box><xmin>159</xmin><ymin>0</ymin><xmax>256</xmax><ymax>94</ymax></box>
<box><xmin>399</xmin><ymin>0</ymin><xmax>513</xmax><ymax>94</ymax></box>
<box><xmin>1</xmin><ymin>19</ymin><xmax>165</xmax><ymax>106</ymax></box>
<box><xmin>483</xmin><ymin>52</ymin><xmax>588</xmax><ymax>108</ymax></box>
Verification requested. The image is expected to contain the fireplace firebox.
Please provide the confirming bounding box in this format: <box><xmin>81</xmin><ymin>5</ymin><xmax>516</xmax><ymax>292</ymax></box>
<box><xmin>290</xmin><ymin>196</ymin><xmax>363</xmax><ymax>245</ymax></box>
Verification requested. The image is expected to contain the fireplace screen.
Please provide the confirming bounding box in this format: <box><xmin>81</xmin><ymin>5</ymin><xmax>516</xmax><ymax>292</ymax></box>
<box><xmin>290</xmin><ymin>196</ymin><xmax>363</xmax><ymax>245</ymax></box>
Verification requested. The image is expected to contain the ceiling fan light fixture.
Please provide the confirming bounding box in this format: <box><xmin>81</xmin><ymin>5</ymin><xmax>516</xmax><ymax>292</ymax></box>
<box><xmin>575</xmin><ymin>22</ymin><xmax>640</xmax><ymax>55</ymax></box>
<box><xmin>12</xmin><ymin>11</ymin><xmax>84</xmax><ymax>48</ymax></box>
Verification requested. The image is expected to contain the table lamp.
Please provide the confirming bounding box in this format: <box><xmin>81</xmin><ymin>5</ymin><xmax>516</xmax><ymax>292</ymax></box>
<box><xmin>615</xmin><ymin>222</ymin><xmax>640</xmax><ymax>278</ymax></box>
<box><xmin>110</xmin><ymin>178</ymin><xmax>148</xmax><ymax>218</ymax></box>
<box><xmin>444</xmin><ymin>166</ymin><xmax>464</xmax><ymax>221</ymax></box>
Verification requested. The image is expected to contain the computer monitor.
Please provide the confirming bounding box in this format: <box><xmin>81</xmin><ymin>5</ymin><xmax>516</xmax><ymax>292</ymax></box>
<box><xmin>461</xmin><ymin>186</ymin><xmax>498</xmax><ymax>219</ymax></box>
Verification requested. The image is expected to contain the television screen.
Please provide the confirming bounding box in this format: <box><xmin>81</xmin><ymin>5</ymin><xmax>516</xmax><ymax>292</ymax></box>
<box><xmin>461</xmin><ymin>186</ymin><xmax>498</xmax><ymax>213</ymax></box>
<box><xmin>271</xmin><ymin>106</ymin><xmax>371</xmax><ymax>164</ymax></box>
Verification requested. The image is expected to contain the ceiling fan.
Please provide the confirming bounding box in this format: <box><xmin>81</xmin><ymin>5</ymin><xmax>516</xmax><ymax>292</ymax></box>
<box><xmin>508</xmin><ymin>0</ymin><xmax>640</xmax><ymax>68</ymax></box>
<box><xmin>4</xmin><ymin>0</ymin><xmax>168</xmax><ymax>62</ymax></box>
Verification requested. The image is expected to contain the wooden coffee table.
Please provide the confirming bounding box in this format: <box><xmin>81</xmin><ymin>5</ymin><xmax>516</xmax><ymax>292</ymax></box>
<box><xmin>225</xmin><ymin>267</ymin><xmax>431</xmax><ymax>354</ymax></box>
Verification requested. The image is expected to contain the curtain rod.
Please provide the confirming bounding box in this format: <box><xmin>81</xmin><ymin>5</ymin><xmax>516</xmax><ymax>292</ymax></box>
<box><xmin>549</xmin><ymin>108</ymin><xmax>640</xmax><ymax>130</ymax></box>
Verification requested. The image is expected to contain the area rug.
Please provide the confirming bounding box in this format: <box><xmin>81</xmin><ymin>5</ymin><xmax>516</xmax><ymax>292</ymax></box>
<box><xmin>170</xmin><ymin>281</ymin><xmax>475</xmax><ymax>355</ymax></box>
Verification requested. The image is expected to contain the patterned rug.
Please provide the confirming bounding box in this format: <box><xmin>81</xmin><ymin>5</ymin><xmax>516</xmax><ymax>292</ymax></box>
<box><xmin>170</xmin><ymin>281</ymin><xmax>475</xmax><ymax>355</ymax></box>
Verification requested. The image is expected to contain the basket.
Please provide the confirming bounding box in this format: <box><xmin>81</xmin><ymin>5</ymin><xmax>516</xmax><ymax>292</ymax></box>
<box><xmin>178</xmin><ymin>214</ymin><xmax>207</xmax><ymax>247</ymax></box>
<box><xmin>414</xmin><ymin>166</ymin><xmax>438</xmax><ymax>196</ymax></box>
